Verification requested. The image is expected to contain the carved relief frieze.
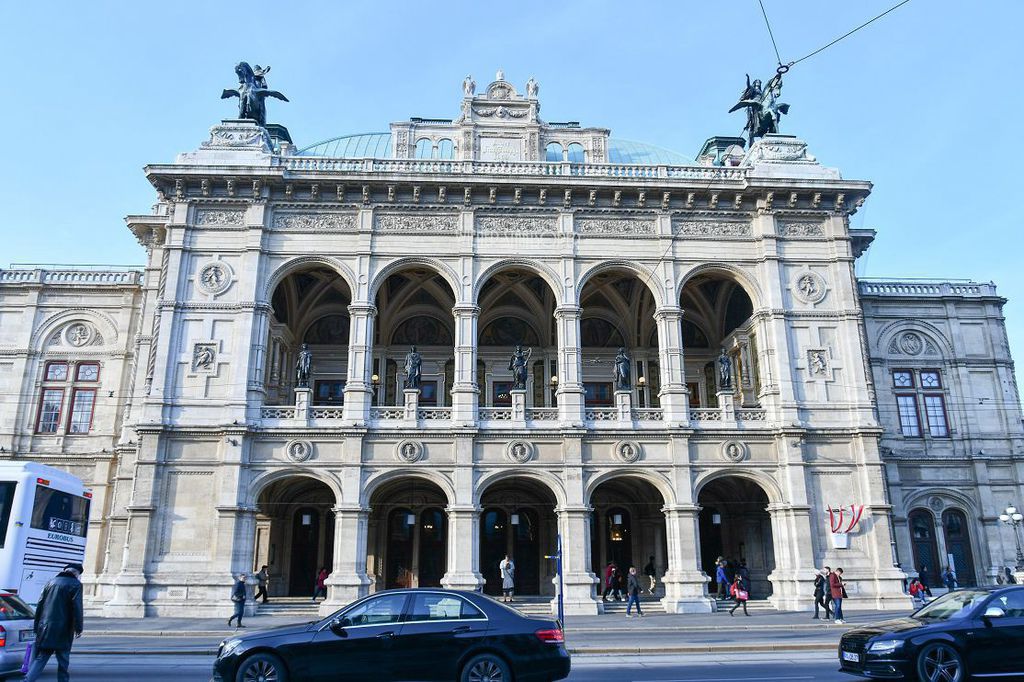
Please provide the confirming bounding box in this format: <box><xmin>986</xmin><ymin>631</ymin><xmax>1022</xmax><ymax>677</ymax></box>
<box><xmin>778</xmin><ymin>220</ymin><xmax>825</xmax><ymax>237</ymax></box>
<box><xmin>673</xmin><ymin>219</ymin><xmax>751</xmax><ymax>237</ymax></box>
<box><xmin>194</xmin><ymin>209</ymin><xmax>245</xmax><ymax>227</ymax></box>
<box><xmin>375</xmin><ymin>213</ymin><xmax>460</xmax><ymax>234</ymax></box>
<box><xmin>272</xmin><ymin>212</ymin><xmax>357</xmax><ymax>232</ymax></box>
<box><xmin>476</xmin><ymin>215</ymin><xmax>556</xmax><ymax>236</ymax></box>
<box><xmin>576</xmin><ymin>217</ymin><xmax>656</xmax><ymax>236</ymax></box>
<box><xmin>192</xmin><ymin>343</ymin><xmax>217</xmax><ymax>373</ymax></box>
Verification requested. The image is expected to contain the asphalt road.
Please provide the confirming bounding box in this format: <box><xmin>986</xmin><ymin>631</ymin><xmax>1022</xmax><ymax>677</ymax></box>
<box><xmin>19</xmin><ymin>652</ymin><xmax>866</xmax><ymax>682</ymax></box>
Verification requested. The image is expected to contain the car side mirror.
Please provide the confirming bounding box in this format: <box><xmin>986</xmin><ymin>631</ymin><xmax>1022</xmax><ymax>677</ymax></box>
<box><xmin>329</xmin><ymin>617</ymin><xmax>349</xmax><ymax>636</ymax></box>
<box><xmin>983</xmin><ymin>606</ymin><xmax>1005</xmax><ymax>619</ymax></box>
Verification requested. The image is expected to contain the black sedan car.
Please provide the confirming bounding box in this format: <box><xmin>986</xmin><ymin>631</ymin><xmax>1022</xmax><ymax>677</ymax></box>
<box><xmin>211</xmin><ymin>588</ymin><xmax>570</xmax><ymax>682</ymax></box>
<box><xmin>838</xmin><ymin>585</ymin><xmax>1024</xmax><ymax>681</ymax></box>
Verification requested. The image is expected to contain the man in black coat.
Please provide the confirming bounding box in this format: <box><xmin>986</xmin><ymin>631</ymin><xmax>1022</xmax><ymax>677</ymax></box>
<box><xmin>25</xmin><ymin>562</ymin><xmax>84</xmax><ymax>682</ymax></box>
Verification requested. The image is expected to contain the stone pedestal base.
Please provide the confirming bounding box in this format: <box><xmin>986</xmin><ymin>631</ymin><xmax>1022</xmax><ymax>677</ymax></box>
<box><xmin>101</xmin><ymin>573</ymin><xmax>148</xmax><ymax>618</ymax></box>
<box><xmin>661</xmin><ymin>568</ymin><xmax>715</xmax><ymax>614</ymax></box>
<box><xmin>511</xmin><ymin>389</ymin><xmax>527</xmax><ymax>427</ymax></box>
<box><xmin>440</xmin><ymin>571</ymin><xmax>485</xmax><ymax>592</ymax></box>
<box><xmin>717</xmin><ymin>390</ymin><xmax>735</xmax><ymax>420</ymax></box>
<box><xmin>403</xmin><ymin>388</ymin><xmax>420</xmax><ymax>423</ymax></box>
<box><xmin>615</xmin><ymin>389</ymin><xmax>632</xmax><ymax>423</ymax></box>
<box><xmin>320</xmin><ymin>573</ymin><xmax>371</xmax><ymax>615</ymax></box>
<box><xmin>558</xmin><ymin>571</ymin><xmax>602</xmax><ymax>615</ymax></box>
<box><xmin>294</xmin><ymin>386</ymin><xmax>311</xmax><ymax>416</ymax></box>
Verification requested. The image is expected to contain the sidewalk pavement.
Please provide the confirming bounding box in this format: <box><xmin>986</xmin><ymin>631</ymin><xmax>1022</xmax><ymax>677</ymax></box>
<box><xmin>78</xmin><ymin>608</ymin><xmax>908</xmax><ymax>655</ymax></box>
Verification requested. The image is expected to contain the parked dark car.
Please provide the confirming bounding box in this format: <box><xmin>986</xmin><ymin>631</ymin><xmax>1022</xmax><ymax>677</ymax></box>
<box><xmin>838</xmin><ymin>585</ymin><xmax>1024</xmax><ymax>680</ymax></box>
<box><xmin>211</xmin><ymin>588</ymin><xmax>570</xmax><ymax>682</ymax></box>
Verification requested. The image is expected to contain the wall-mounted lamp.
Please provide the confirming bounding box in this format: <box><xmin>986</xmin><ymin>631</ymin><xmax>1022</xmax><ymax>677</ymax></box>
<box><xmin>612</xmin><ymin>513</ymin><xmax>623</xmax><ymax>526</ymax></box>
<box><xmin>371</xmin><ymin>374</ymin><xmax>380</xmax><ymax>386</ymax></box>
<box><xmin>406</xmin><ymin>513</ymin><xmax>416</xmax><ymax>526</ymax></box>
<box><xmin>510</xmin><ymin>513</ymin><xmax>520</xmax><ymax>526</ymax></box>
<box><xmin>637</xmin><ymin>376</ymin><xmax>646</xmax><ymax>387</ymax></box>
<box><xmin>549</xmin><ymin>375</ymin><xmax>559</xmax><ymax>386</ymax></box>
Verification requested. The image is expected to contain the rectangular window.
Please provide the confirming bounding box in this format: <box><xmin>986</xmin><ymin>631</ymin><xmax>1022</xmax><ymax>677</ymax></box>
<box><xmin>45</xmin><ymin>362</ymin><xmax>68</xmax><ymax>382</ymax></box>
<box><xmin>313</xmin><ymin>380</ymin><xmax>345</xmax><ymax>405</ymax></box>
<box><xmin>75</xmin><ymin>362</ymin><xmax>100</xmax><ymax>382</ymax></box>
<box><xmin>923</xmin><ymin>394</ymin><xmax>949</xmax><ymax>437</ymax></box>
<box><xmin>920</xmin><ymin>370</ymin><xmax>941</xmax><ymax>389</ymax></box>
<box><xmin>36</xmin><ymin>388</ymin><xmax>64</xmax><ymax>433</ymax></box>
<box><xmin>67</xmin><ymin>389</ymin><xmax>97</xmax><ymax>434</ymax></box>
<box><xmin>892</xmin><ymin>370</ymin><xmax>914</xmax><ymax>388</ymax></box>
<box><xmin>492</xmin><ymin>381</ymin><xmax>512</xmax><ymax>407</ymax></box>
<box><xmin>30</xmin><ymin>486</ymin><xmax>90</xmax><ymax>537</ymax></box>
<box><xmin>584</xmin><ymin>382</ymin><xmax>613</xmax><ymax>406</ymax></box>
<box><xmin>896</xmin><ymin>394</ymin><xmax>921</xmax><ymax>437</ymax></box>
<box><xmin>0</xmin><ymin>482</ymin><xmax>17</xmax><ymax>549</ymax></box>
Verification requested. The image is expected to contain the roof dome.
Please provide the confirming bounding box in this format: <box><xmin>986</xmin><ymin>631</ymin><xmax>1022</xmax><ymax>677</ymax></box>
<box><xmin>297</xmin><ymin>133</ymin><xmax>690</xmax><ymax>164</ymax></box>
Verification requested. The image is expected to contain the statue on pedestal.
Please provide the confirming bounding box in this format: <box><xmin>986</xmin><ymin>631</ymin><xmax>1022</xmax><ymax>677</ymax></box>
<box><xmin>718</xmin><ymin>348</ymin><xmax>733</xmax><ymax>390</ymax></box>
<box><xmin>404</xmin><ymin>345</ymin><xmax>422</xmax><ymax>390</ymax></box>
<box><xmin>221</xmin><ymin>62</ymin><xmax>289</xmax><ymax>127</ymax></box>
<box><xmin>614</xmin><ymin>347</ymin><xmax>632</xmax><ymax>390</ymax></box>
<box><xmin>728</xmin><ymin>70</ymin><xmax>790</xmax><ymax>148</ymax></box>
<box><xmin>295</xmin><ymin>343</ymin><xmax>312</xmax><ymax>388</ymax></box>
<box><xmin>508</xmin><ymin>345</ymin><xmax>532</xmax><ymax>390</ymax></box>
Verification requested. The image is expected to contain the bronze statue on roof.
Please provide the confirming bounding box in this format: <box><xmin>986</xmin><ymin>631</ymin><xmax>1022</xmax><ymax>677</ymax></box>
<box><xmin>729</xmin><ymin>69</ymin><xmax>790</xmax><ymax>148</ymax></box>
<box><xmin>221</xmin><ymin>62</ymin><xmax>289</xmax><ymax>127</ymax></box>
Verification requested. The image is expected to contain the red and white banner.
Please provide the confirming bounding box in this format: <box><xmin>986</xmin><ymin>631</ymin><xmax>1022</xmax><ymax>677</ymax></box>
<box><xmin>828</xmin><ymin>504</ymin><xmax>865</xmax><ymax>534</ymax></box>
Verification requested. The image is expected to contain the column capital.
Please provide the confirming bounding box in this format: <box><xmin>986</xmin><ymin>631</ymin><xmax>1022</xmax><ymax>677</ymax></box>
<box><xmin>451</xmin><ymin>304</ymin><xmax>481</xmax><ymax>317</ymax></box>
<box><xmin>347</xmin><ymin>303</ymin><xmax>378</xmax><ymax>316</ymax></box>
<box><xmin>654</xmin><ymin>305</ymin><xmax>684</xmax><ymax>320</ymax></box>
<box><xmin>555</xmin><ymin>505</ymin><xmax>593</xmax><ymax>514</ymax></box>
<box><xmin>554</xmin><ymin>304</ymin><xmax>582</xmax><ymax>319</ymax></box>
<box><xmin>331</xmin><ymin>505</ymin><xmax>369</xmax><ymax>515</ymax></box>
<box><xmin>445</xmin><ymin>505</ymin><xmax>482</xmax><ymax>514</ymax></box>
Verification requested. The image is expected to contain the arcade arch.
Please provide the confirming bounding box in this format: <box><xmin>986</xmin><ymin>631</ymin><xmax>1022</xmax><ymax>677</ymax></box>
<box><xmin>367</xmin><ymin>477</ymin><xmax>450</xmax><ymax>590</ymax></box>
<box><xmin>589</xmin><ymin>476</ymin><xmax>668</xmax><ymax>597</ymax></box>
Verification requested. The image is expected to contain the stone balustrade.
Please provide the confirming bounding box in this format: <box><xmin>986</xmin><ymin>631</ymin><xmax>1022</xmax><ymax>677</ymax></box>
<box><xmin>858</xmin><ymin>279</ymin><xmax>997</xmax><ymax>298</ymax></box>
<box><xmin>0</xmin><ymin>268</ymin><xmax>142</xmax><ymax>286</ymax></box>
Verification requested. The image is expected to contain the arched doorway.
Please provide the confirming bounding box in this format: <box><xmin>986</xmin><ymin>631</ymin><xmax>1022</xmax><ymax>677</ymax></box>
<box><xmin>479</xmin><ymin>477</ymin><xmax>557</xmax><ymax>596</ymax></box>
<box><xmin>589</xmin><ymin>476</ymin><xmax>668</xmax><ymax>595</ymax></box>
<box><xmin>254</xmin><ymin>476</ymin><xmax>336</xmax><ymax>597</ymax></box>
<box><xmin>697</xmin><ymin>476</ymin><xmax>775</xmax><ymax>598</ymax></box>
<box><xmin>909</xmin><ymin>508</ymin><xmax>941</xmax><ymax>589</ymax></box>
<box><xmin>367</xmin><ymin>477</ymin><xmax>448</xmax><ymax>590</ymax></box>
<box><xmin>942</xmin><ymin>509</ymin><xmax>977</xmax><ymax>587</ymax></box>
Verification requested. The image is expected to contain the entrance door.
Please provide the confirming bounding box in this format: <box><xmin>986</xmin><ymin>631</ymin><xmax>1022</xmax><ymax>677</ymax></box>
<box><xmin>480</xmin><ymin>509</ymin><xmax>507</xmax><ymax>595</ymax></box>
<box><xmin>418</xmin><ymin>508</ymin><xmax>447</xmax><ymax>587</ymax></box>
<box><xmin>290</xmin><ymin>507</ymin><xmax>321</xmax><ymax>596</ymax></box>
<box><xmin>909</xmin><ymin>508</ymin><xmax>941</xmax><ymax>589</ymax></box>
<box><xmin>386</xmin><ymin>509</ymin><xmax>415</xmax><ymax>589</ymax></box>
<box><xmin>942</xmin><ymin>509</ymin><xmax>976</xmax><ymax>587</ymax></box>
<box><xmin>512</xmin><ymin>509</ymin><xmax>540</xmax><ymax>595</ymax></box>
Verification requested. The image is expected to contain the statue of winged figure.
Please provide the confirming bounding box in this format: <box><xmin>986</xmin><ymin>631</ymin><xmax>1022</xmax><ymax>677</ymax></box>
<box><xmin>221</xmin><ymin>62</ymin><xmax>289</xmax><ymax>127</ymax></box>
<box><xmin>729</xmin><ymin>71</ymin><xmax>790</xmax><ymax>148</ymax></box>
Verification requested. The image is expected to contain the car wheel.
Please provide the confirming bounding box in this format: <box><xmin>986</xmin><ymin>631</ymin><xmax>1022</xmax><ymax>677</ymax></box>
<box><xmin>461</xmin><ymin>653</ymin><xmax>512</xmax><ymax>682</ymax></box>
<box><xmin>235</xmin><ymin>652</ymin><xmax>289</xmax><ymax>682</ymax></box>
<box><xmin>916</xmin><ymin>642</ymin><xmax>966</xmax><ymax>682</ymax></box>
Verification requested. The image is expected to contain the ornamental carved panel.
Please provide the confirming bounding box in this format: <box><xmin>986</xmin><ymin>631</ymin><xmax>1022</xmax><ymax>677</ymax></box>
<box><xmin>376</xmin><ymin>213</ymin><xmax>460</xmax><ymax>233</ymax></box>
<box><xmin>672</xmin><ymin>219</ymin><xmax>751</xmax><ymax>237</ymax></box>
<box><xmin>576</xmin><ymin>217</ymin><xmax>656</xmax><ymax>236</ymax></box>
<box><xmin>194</xmin><ymin>209</ymin><xmax>245</xmax><ymax>227</ymax></box>
<box><xmin>778</xmin><ymin>220</ymin><xmax>825</xmax><ymax>237</ymax></box>
<box><xmin>476</xmin><ymin>215</ymin><xmax>556</xmax><ymax>236</ymax></box>
<box><xmin>272</xmin><ymin>212</ymin><xmax>357</xmax><ymax>232</ymax></box>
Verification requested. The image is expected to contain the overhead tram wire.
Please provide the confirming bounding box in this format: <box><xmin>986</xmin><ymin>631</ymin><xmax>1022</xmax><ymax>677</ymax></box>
<box><xmin>758</xmin><ymin>0</ymin><xmax>784</xmax><ymax>66</ymax></box>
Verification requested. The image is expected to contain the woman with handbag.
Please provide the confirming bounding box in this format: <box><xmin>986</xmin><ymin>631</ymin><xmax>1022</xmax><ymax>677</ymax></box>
<box><xmin>728</xmin><ymin>574</ymin><xmax>750</xmax><ymax>616</ymax></box>
<box><xmin>227</xmin><ymin>573</ymin><xmax>247</xmax><ymax>628</ymax></box>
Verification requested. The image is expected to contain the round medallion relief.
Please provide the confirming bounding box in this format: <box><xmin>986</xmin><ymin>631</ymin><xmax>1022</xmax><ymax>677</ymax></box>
<box><xmin>505</xmin><ymin>440</ymin><xmax>534</xmax><ymax>464</ymax></box>
<box><xmin>196</xmin><ymin>261</ymin><xmax>233</xmax><ymax>296</ymax></box>
<box><xmin>395</xmin><ymin>439</ymin><xmax>424</xmax><ymax>463</ymax></box>
<box><xmin>791</xmin><ymin>270</ymin><xmax>827</xmax><ymax>304</ymax></box>
<box><xmin>613</xmin><ymin>440</ymin><xmax>642</xmax><ymax>463</ymax></box>
<box><xmin>285</xmin><ymin>439</ymin><xmax>313</xmax><ymax>463</ymax></box>
<box><xmin>928</xmin><ymin>496</ymin><xmax>945</xmax><ymax>512</ymax></box>
<box><xmin>65</xmin><ymin>322</ymin><xmax>95</xmax><ymax>347</ymax></box>
<box><xmin>900</xmin><ymin>332</ymin><xmax>924</xmax><ymax>356</ymax></box>
<box><xmin>721</xmin><ymin>440</ymin><xmax>749</xmax><ymax>463</ymax></box>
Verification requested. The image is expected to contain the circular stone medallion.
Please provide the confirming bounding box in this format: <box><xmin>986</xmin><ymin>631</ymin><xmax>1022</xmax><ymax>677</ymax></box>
<box><xmin>505</xmin><ymin>440</ymin><xmax>534</xmax><ymax>464</ymax></box>
<box><xmin>65</xmin><ymin>322</ymin><xmax>95</xmax><ymax>347</ymax></box>
<box><xmin>613</xmin><ymin>440</ymin><xmax>642</xmax><ymax>463</ymax></box>
<box><xmin>285</xmin><ymin>439</ymin><xmax>313</xmax><ymax>463</ymax></box>
<box><xmin>197</xmin><ymin>261</ymin><xmax>233</xmax><ymax>296</ymax></box>
<box><xmin>721</xmin><ymin>440</ymin><xmax>749</xmax><ymax>463</ymax></box>
<box><xmin>791</xmin><ymin>270</ymin><xmax>827</xmax><ymax>304</ymax></box>
<box><xmin>900</xmin><ymin>332</ymin><xmax>924</xmax><ymax>355</ymax></box>
<box><xmin>395</xmin><ymin>439</ymin><xmax>424</xmax><ymax>463</ymax></box>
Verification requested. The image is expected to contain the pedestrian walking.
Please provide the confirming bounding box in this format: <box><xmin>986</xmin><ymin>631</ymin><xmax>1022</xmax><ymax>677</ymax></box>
<box><xmin>715</xmin><ymin>560</ymin><xmax>729</xmax><ymax>600</ymax></box>
<box><xmin>499</xmin><ymin>555</ymin><xmax>516</xmax><ymax>603</ymax></box>
<box><xmin>829</xmin><ymin>567</ymin><xmax>846</xmax><ymax>623</ymax></box>
<box><xmin>728</xmin><ymin>574</ymin><xmax>749</xmax><ymax>616</ymax></box>
<box><xmin>625</xmin><ymin>567</ymin><xmax>644</xmax><ymax>617</ymax></box>
<box><xmin>942</xmin><ymin>565</ymin><xmax>958</xmax><ymax>591</ymax></box>
<box><xmin>311</xmin><ymin>567</ymin><xmax>329</xmax><ymax>602</ymax></box>
<box><xmin>24</xmin><ymin>562</ymin><xmax>84</xmax><ymax>682</ymax></box>
<box><xmin>738</xmin><ymin>560</ymin><xmax>751</xmax><ymax>593</ymax></box>
<box><xmin>813</xmin><ymin>567</ymin><xmax>831</xmax><ymax>620</ymax></box>
<box><xmin>228</xmin><ymin>573</ymin><xmax>247</xmax><ymax>628</ymax></box>
<box><xmin>1005</xmin><ymin>567</ymin><xmax>1018</xmax><ymax>584</ymax></box>
<box><xmin>643</xmin><ymin>555</ymin><xmax>657</xmax><ymax>594</ymax></box>
<box><xmin>254</xmin><ymin>565</ymin><xmax>270</xmax><ymax>604</ymax></box>
<box><xmin>601</xmin><ymin>562</ymin><xmax>616</xmax><ymax>601</ymax></box>
<box><xmin>918</xmin><ymin>564</ymin><xmax>934</xmax><ymax>597</ymax></box>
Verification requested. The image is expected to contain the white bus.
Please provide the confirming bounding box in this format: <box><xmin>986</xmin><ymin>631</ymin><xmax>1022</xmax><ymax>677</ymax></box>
<box><xmin>0</xmin><ymin>462</ymin><xmax>90</xmax><ymax>604</ymax></box>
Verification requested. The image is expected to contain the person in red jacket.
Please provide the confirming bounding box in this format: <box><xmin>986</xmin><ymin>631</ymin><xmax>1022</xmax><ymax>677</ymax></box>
<box><xmin>829</xmin><ymin>567</ymin><xmax>846</xmax><ymax>623</ymax></box>
<box><xmin>728</xmin><ymin>574</ymin><xmax>750</xmax><ymax>616</ymax></box>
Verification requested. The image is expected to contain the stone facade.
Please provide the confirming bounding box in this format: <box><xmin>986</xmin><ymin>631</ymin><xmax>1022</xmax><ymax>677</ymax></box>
<box><xmin>1</xmin><ymin>73</ymin><xmax>1021</xmax><ymax>618</ymax></box>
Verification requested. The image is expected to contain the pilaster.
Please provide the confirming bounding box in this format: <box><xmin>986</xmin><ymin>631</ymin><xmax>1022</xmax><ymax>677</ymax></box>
<box><xmin>450</xmin><ymin>304</ymin><xmax>480</xmax><ymax>425</ymax></box>
<box><xmin>343</xmin><ymin>303</ymin><xmax>377</xmax><ymax>425</ymax></box>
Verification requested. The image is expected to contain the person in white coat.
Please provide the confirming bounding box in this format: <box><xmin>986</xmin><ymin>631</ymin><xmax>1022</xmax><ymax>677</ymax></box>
<box><xmin>499</xmin><ymin>555</ymin><xmax>516</xmax><ymax>603</ymax></box>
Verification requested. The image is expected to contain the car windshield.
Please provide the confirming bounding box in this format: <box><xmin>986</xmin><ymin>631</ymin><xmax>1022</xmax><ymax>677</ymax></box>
<box><xmin>0</xmin><ymin>594</ymin><xmax>34</xmax><ymax>620</ymax></box>
<box><xmin>913</xmin><ymin>589</ymin><xmax>990</xmax><ymax>621</ymax></box>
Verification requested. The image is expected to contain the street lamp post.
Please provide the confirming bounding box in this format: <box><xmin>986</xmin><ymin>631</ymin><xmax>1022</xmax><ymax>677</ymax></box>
<box><xmin>998</xmin><ymin>503</ymin><xmax>1024</xmax><ymax>571</ymax></box>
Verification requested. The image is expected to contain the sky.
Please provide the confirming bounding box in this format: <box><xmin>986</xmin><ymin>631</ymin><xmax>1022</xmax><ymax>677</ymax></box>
<box><xmin>2</xmin><ymin>0</ymin><xmax>1022</xmax><ymax>395</ymax></box>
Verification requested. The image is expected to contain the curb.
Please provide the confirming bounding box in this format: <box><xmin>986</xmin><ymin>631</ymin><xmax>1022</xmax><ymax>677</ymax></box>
<box><xmin>74</xmin><ymin>642</ymin><xmax>839</xmax><ymax>657</ymax></box>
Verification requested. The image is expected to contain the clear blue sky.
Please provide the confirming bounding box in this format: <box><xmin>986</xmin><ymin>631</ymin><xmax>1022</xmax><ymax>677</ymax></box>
<box><xmin>2</xmin><ymin>1</ymin><xmax>1022</xmax><ymax>396</ymax></box>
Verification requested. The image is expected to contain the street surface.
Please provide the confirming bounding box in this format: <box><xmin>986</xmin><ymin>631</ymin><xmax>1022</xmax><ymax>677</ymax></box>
<box><xmin>25</xmin><ymin>652</ymin><xmax>864</xmax><ymax>681</ymax></box>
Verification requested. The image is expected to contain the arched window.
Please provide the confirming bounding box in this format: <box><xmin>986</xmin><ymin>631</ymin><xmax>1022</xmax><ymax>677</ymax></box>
<box><xmin>545</xmin><ymin>142</ymin><xmax>564</xmax><ymax>162</ymax></box>
<box><xmin>414</xmin><ymin>138</ymin><xmax>433</xmax><ymax>159</ymax></box>
<box><xmin>566</xmin><ymin>143</ymin><xmax>586</xmax><ymax>163</ymax></box>
<box><xmin>437</xmin><ymin>138</ymin><xmax>454</xmax><ymax>159</ymax></box>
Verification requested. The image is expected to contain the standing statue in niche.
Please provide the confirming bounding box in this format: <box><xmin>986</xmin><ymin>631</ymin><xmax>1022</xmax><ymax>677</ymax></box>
<box><xmin>728</xmin><ymin>70</ymin><xmax>790</xmax><ymax>148</ymax></box>
<box><xmin>508</xmin><ymin>345</ymin><xmax>532</xmax><ymax>390</ymax></box>
<box><xmin>221</xmin><ymin>62</ymin><xmax>289</xmax><ymax>127</ymax></box>
<box><xmin>613</xmin><ymin>347</ymin><xmax>632</xmax><ymax>390</ymax></box>
<box><xmin>717</xmin><ymin>348</ymin><xmax>733</xmax><ymax>390</ymax></box>
<box><xmin>404</xmin><ymin>345</ymin><xmax>423</xmax><ymax>390</ymax></box>
<box><xmin>295</xmin><ymin>343</ymin><xmax>312</xmax><ymax>388</ymax></box>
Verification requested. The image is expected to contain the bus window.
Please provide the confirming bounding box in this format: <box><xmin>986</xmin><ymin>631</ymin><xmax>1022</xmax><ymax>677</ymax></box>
<box><xmin>0</xmin><ymin>482</ymin><xmax>15</xmax><ymax>548</ymax></box>
<box><xmin>30</xmin><ymin>487</ymin><xmax>90</xmax><ymax>538</ymax></box>
<box><xmin>0</xmin><ymin>594</ymin><xmax>33</xmax><ymax>620</ymax></box>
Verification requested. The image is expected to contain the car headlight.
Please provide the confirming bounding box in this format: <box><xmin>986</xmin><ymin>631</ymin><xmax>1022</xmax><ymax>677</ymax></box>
<box><xmin>219</xmin><ymin>638</ymin><xmax>243</xmax><ymax>658</ymax></box>
<box><xmin>868</xmin><ymin>639</ymin><xmax>903</xmax><ymax>655</ymax></box>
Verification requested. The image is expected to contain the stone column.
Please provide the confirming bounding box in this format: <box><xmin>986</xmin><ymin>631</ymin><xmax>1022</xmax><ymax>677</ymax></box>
<box><xmin>765</xmin><ymin>504</ymin><xmax>820</xmax><ymax>610</ymax></box>
<box><xmin>321</xmin><ymin>506</ymin><xmax>371</xmax><ymax>614</ymax></box>
<box><xmin>555</xmin><ymin>506</ymin><xmax>601</xmax><ymax>614</ymax></box>
<box><xmin>661</xmin><ymin>505</ymin><xmax>714</xmax><ymax>613</ymax></box>
<box><xmin>343</xmin><ymin>303</ymin><xmax>377</xmax><ymax>425</ymax></box>
<box><xmin>554</xmin><ymin>305</ymin><xmax>585</xmax><ymax>425</ymax></box>
<box><xmin>450</xmin><ymin>304</ymin><xmax>480</xmax><ymax>425</ymax></box>
<box><xmin>654</xmin><ymin>307</ymin><xmax>690</xmax><ymax>425</ymax></box>
<box><xmin>442</xmin><ymin>506</ymin><xmax>485</xmax><ymax>591</ymax></box>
